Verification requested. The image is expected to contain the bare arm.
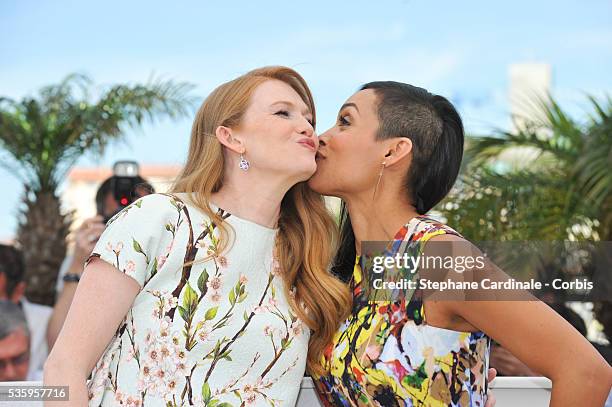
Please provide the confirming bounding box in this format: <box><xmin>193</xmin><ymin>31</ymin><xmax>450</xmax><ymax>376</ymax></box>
<box><xmin>43</xmin><ymin>258</ymin><xmax>140</xmax><ymax>406</ymax></box>
<box><xmin>432</xmin><ymin>235</ymin><xmax>612</xmax><ymax>406</ymax></box>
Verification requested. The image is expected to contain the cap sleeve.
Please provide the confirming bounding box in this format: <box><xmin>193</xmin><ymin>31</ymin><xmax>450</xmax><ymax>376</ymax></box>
<box><xmin>85</xmin><ymin>193</ymin><xmax>180</xmax><ymax>289</ymax></box>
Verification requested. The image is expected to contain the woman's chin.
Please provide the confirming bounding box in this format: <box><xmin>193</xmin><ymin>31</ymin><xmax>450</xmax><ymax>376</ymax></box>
<box><xmin>307</xmin><ymin>170</ymin><xmax>331</xmax><ymax>194</ymax></box>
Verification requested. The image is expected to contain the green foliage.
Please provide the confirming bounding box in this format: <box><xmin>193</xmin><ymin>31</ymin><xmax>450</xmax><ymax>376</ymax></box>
<box><xmin>439</xmin><ymin>93</ymin><xmax>612</xmax><ymax>243</ymax></box>
<box><xmin>0</xmin><ymin>73</ymin><xmax>196</xmax><ymax>193</ymax></box>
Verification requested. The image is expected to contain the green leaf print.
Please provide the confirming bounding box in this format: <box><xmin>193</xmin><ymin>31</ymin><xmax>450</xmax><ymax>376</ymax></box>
<box><xmin>183</xmin><ymin>282</ymin><xmax>198</xmax><ymax>316</ymax></box>
<box><xmin>197</xmin><ymin>269</ymin><xmax>209</xmax><ymax>294</ymax></box>
<box><xmin>150</xmin><ymin>256</ymin><xmax>158</xmax><ymax>277</ymax></box>
<box><xmin>178</xmin><ymin>305</ymin><xmax>188</xmax><ymax>322</ymax></box>
<box><xmin>229</xmin><ymin>289</ymin><xmax>236</xmax><ymax>305</ymax></box>
<box><xmin>205</xmin><ymin>306</ymin><xmax>219</xmax><ymax>321</ymax></box>
<box><xmin>133</xmin><ymin>238</ymin><xmax>144</xmax><ymax>254</ymax></box>
<box><xmin>134</xmin><ymin>200</ymin><xmax>143</xmax><ymax>208</ymax></box>
<box><xmin>201</xmin><ymin>382</ymin><xmax>211</xmax><ymax>403</ymax></box>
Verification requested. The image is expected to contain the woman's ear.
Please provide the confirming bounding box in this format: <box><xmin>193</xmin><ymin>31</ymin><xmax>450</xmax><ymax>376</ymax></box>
<box><xmin>215</xmin><ymin>125</ymin><xmax>245</xmax><ymax>154</ymax></box>
<box><xmin>383</xmin><ymin>137</ymin><xmax>413</xmax><ymax>166</ymax></box>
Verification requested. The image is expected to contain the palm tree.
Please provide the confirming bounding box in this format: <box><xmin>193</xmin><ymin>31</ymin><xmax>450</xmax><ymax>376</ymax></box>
<box><xmin>0</xmin><ymin>73</ymin><xmax>196</xmax><ymax>305</ymax></box>
<box><xmin>437</xmin><ymin>93</ymin><xmax>612</xmax><ymax>341</ymax></box>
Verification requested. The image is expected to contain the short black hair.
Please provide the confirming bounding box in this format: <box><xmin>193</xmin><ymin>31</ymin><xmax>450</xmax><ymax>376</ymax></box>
<box><xmin>360</xmin><ymin>81</ymin><xmax>464</xmax><ymax>214</ymax></box>
<box><xmin>0</xmin><ymin>245</ymin><xmax>25</xmax><ymax>298</ymax></box>
<box><xmin>332</xmin><ymin>82</ymin><xmax>465</xmax><ymax>281</ymax></box>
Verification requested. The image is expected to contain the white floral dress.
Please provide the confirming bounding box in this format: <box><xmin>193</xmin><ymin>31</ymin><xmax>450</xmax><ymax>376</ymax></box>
<box><xmin>86</xmin><ymin>193</ymin><xmax>308</xmax><ymax>407</ymax></box>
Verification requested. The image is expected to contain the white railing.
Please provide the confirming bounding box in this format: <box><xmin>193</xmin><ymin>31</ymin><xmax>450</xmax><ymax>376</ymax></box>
<box><xmin>1</xmin><ymin>377</ymin><xmax>554</xmax><ymax>406</ymax></box>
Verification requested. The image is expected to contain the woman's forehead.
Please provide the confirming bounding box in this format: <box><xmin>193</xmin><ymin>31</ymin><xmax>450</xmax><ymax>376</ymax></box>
<box><xmin>343</xmin><ymin>89</ymin><xmax>379</xmax><ymax>115</ymax></box>
<box><xmin>252</xmin><ymin>80</ymin><xmax>310</xmax><ymax>111</ymax></box>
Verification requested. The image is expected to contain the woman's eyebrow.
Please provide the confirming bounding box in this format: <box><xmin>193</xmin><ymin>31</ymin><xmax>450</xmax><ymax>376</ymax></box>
<box><xmin>340</xmin><ymin>102</ymin><xmax>359</xmax><ymax>113</ymax></box>
<box><xmin>270</xmin><ymin>100</ymin><xmax>312</xmax><ymax>117</ymax></box>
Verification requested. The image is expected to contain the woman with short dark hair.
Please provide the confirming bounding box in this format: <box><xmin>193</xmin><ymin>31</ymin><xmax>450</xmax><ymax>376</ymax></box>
<box><xmin>309</xmin><ymin>82</ymin><xmax>612</xmax><ymax>406</ymax></box>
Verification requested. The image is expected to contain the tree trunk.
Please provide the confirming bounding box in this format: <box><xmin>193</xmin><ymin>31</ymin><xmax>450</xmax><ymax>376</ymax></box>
<box><xmin>17</xmin><ymin>187</ymin><xmax>72</xmax><ymax>306</ymax></box>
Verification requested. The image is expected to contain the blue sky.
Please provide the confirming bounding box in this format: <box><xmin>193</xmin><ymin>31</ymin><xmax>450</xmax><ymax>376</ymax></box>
<box><xmin>1</xmin><ymin>0</ymin><xmax>611</xmax><ymax>239</ymax></box>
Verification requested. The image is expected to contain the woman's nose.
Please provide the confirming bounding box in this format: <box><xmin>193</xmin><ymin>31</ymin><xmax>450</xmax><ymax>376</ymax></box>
<box><xmin>318</xmin><ymin>131</ymin><xmax>330</xmax><ymax>147</ymax></box>
<box><xmin>298</xmin><ymin>120</ymin><xmax>314</xmax><ymax>138</ymax></box>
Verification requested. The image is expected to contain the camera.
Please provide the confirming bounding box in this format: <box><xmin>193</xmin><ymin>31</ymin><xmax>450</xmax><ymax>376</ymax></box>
<box><xmin>97</xmin><ymin>161</ymin><xmax>153</xmax><ymax>223</ymax></box>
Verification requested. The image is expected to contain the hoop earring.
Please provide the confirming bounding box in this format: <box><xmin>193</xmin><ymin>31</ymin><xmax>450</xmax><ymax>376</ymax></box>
<box><xmin>239</xmin><ymin>153</ymin><xmax>250</xmax><ymax>171</ymax></box>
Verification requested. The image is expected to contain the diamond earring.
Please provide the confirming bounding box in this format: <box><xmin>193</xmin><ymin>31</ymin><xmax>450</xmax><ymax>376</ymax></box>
<box><xmin>239</xmin><ymin>153</ymin><xmax>250</xmax><ymax>171</ymax></box>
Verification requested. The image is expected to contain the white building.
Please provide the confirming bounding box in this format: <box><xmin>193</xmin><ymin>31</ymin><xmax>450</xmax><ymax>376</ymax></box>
<box><xmin>508</xmin><ymin>62</ymin><xmax>552</xmax><ymax>132</ymax></box>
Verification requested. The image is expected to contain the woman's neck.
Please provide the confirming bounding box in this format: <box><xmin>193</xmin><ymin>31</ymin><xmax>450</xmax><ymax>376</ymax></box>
<box><xmin>344</xmin><ymin>191</ymin><xmax>419</xmax><ymax>255</ymax></box>
<box><xmin>210</xmin><ymin>169</ymin><xmax>294</xmax><ymax>229</ymax></box>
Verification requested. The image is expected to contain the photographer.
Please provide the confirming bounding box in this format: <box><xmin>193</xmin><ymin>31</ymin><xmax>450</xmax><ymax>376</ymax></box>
<box><xmin>46</xmin><ymin>164</ymin><xmax>153</xmax><ymax>349</ymax></box>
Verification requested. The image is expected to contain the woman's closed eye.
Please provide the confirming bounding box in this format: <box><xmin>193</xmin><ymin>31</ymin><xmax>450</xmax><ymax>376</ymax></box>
<box><xmin>276</xmin><ymin>110</ymin><xmax>314</xmax><ymax>126</ymax></box>
<box><xmin>275</xmin><ymin>110</ymin><xmax>290</xmax><ymax>118</ymax></box>
<box><xmin>338</xmin><ymin>114</ymin><xmax>350</xmax><ymax>126</ymax></box>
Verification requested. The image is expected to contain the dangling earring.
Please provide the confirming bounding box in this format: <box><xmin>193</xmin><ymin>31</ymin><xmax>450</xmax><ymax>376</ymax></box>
<box><xmin>373</xmin><ymin>161</ymin><xmax>386</xmax><ymax>199</ymax></box>
<box><xmin>239</xmin><ymin>153</ymin><xmax>250</xmax><ymax>171</ymax></box>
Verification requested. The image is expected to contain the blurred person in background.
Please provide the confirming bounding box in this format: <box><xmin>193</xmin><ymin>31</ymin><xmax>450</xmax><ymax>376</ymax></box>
<box><xmin>46</xmin><ymin>174</ymin><xmax>154</xmax><ymax>349</ymax></box>
<box><xmin>0</xmin><ymin>245</ymin><xmax>51</xmax><ymax>380</ymax></box>
<box><xmin>0</xmin><ymin>300</ymin><xmax>36</xmax><ymax>381</ymax></box>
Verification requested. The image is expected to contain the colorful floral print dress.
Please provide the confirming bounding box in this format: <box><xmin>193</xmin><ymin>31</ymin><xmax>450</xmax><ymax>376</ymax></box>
<box><xmin>85</xmin><ymin>193</ymin><xmax>308</xmax><ymax>407</ymax></box>
<box><xmin>314</xmin><ymin>216</ymin><xmax>491</xmax><ymax>407</ymax></box>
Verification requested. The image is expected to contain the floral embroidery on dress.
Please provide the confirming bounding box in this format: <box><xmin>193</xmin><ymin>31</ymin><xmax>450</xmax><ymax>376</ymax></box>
<box><xmin>86</xmin><ymin>193</ymin><xmax>309</xmax><ymax>406</ymax></box>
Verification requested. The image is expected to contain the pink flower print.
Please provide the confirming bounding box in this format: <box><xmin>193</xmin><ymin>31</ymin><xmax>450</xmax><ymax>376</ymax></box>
<box><xmin>115</xmin><ymin>390</ymin><xmax>124</xmax><ymax>402</ymax></box>
<box><xmin>217</xmin><ymin>256</ymin><xmax>228</xmax><ymax>267</ymax></box>
<box><xmin>148</xmin><ymin>348</ymin><xmax>159</xmax><ymax>362</ymax></box>
<box><xmin>125</xmin><ymin>260</ymin><xmax>136</xmax><ymax>273</ymax></box>
<box><xmin>242</xmin><ymin>384</ymin><xmax>258</xmax><ymax>405</ymax></box>
<box><xmin>210</xmin><ymin>291</ymin><xmax>221</xmax><ymax>304</ymax></box>
<box><xmin>106</xmin><ymin>242</ymin><xmax>113</xmax><ymax>252</ymax></box>
<box><xmin>166</xmin><ymin>295</ymin><xmax>178</xmax><ymax>310</ymax></box>
<box><xmin>129</xmin><ymin>397</ymin><xmax>142</xmax><ymax>407</ymax></box>
<box><xmin>176</xmin><ymin>361</ymin><xmax>190</xmax><ymax>376</ymax></box>
<box><xmin>160</xmin><ymin>344</ymin><xmax>171</xmax><ymax>358</ymax></box>
<box><xmin>116</xmin><ymin>242</ymin><xmax>124</xmax><ymax>251</ymax></box>
<box><xmin>263</xmin><ymin>325</ymin><xmax>276</xmax><ymax>337</ymax></box>
<box><xmin>252</xmin><ymin>305</ymin><xmax>266</xmax><ymax>315</ymax></box>
<box><xmin>268</xmin><ymin>297</ymin><xmax>278</xmax><ymax>308</ymax></box>
<box><xmin>167</xmin><ymin>379</ymin><xmax>178</xmax><ymax>392</ymax></box>
<box><xmin>159</xmin><ymin>316</ymin><xmax>171</xmax><ymax>332</ymax></box>
<box><xmin>239</xmin><ymin>274</ymin><xmax>248</xmax><ymax>285</ymax></box>
<box><xmin>290</xmin><ymin>321</ymin><xmax>303</xmax><ymax>337</ymax></box>
<box><xmin>198</xmin><ymin>325</ymin><xmax>211</xmax><ymax>342</ymax></box>
<box><xmin>141</xmin><ymin>364</ymin><xmax>152</xmax><ymax>379</ymax></box>
<box><xmin>176</xmin><ymin>349</ymin><xmax>187</xmax><ymax>361</ymax></box>
<box><xmin>207</xmin><ymin>276</ymin><xmax>222</xmax><ymax>291</ymax></box>
<box><xmin>125</xmin><ymin>346</ymin><xmax>138</xmax><ymax>362</ymax></box>
<box><xmin>137</xmin><ymin>379</ymin><xmax>146</xmax><ymax>392</ymax></box>
<box><xmin>154</xmin><ymin>368</ymin><xmax>166</xmax><ymax>381</ymax></box>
